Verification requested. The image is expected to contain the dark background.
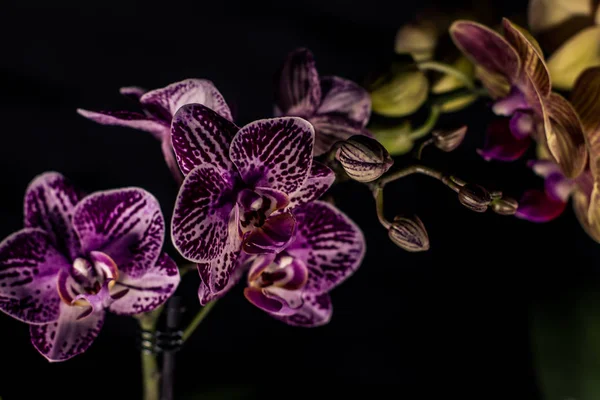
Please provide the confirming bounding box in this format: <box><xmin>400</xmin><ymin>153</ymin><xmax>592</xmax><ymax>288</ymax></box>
<box><xmin>0</xmin><ymin>0</ymin><xmax>597</xmax><ymax>398</ymax></box>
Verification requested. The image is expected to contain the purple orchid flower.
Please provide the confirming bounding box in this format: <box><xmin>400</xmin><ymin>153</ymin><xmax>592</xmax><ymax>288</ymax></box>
<box><xmin>0</xmin><ymin>172</ymin><xmax>180</xmax><ymax>362</ymax></box>
<box><xmin>77</xmin><ymin>79</ymin><xmax>233</xmax><ymax>183</ymax></box>
<box><xmin>170</xmin><ymin>104</ymin><xmax>335</xmax><ymax>302</ymax></box>
<box><xmin>450</xmin><ymin>18</ymin><xmax>587</xmax><ymax>179</ymax></box>
<box><xmin>274</xmin><ymin>48</ymin><xmax>373</xmax><ymax>156</ymax></box>
<box><xmin>242</xmin><ymin>201</ymin><xmax>365</xmax><ymax>327</ymax></box>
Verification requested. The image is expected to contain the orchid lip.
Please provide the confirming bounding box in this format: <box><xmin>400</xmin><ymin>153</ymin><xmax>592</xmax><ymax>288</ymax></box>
<box><xmin>248</xmin><ymin>253</ymin><xmax>308</xmax><ymax>291</ymax></box>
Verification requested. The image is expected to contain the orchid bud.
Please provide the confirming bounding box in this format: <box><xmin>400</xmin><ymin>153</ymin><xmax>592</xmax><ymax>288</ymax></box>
<box><xmin>458</xmin><ymin>184</ymin><xmax>492</xmax><ymax>213</ymax></box>
<box><xmin>370</xmin><ymin>121</ymin><xmax>414</xmax><ymax>156</ymax></box>
<box><xmin>432</xmin><ymin>126</ymin><xmax>467</xmax><ymax>152</ymax></box>
<box><xmin>490</xmin><ymin>196</ymin><xmax>518</xmax><ymax>216</ymax></box>
<box><xmin>369</xmin><ymin>67</ymin><xmax>429</xmax><ymax>118</ymax></box>
<box><xmin>388</xmin><ymin>215</ymin><xmax>430</xmax><ymax>252</ymax></box>
<box><xmin>335</xmin><ymin>135</ymin><xmax>394</xmax><ymax>182</ymax></box>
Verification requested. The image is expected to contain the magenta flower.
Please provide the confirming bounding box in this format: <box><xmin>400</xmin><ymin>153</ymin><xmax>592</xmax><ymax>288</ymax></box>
<box><xmin>0</xmin><ymin>172</ymin><xmax>180</xmax><ymax>361</ymax></box>
<box><xmin>77</xmin><ymin>79</ymin><xmax>233</xmax><ymax>183</ymax></box>
<box><xmin>242</xmin><ymin>201</ymin><xmax>365</xmax><ymax>326</ymax></box>
<box><xmin>274</xmin><ymin>48</ymin><xmax>373</xmax><ymax>156</ymax></box>
<box><xmin>170</xmin><ymin>104</ymin><xmax>335</xmax><ymax>302</ymax></box>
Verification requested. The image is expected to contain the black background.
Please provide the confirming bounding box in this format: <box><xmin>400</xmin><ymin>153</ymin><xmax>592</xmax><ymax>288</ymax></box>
<box><xmin>0</xmin><ymin>0</ymin><xmax>597</xmax><ymax>398</ymax></box>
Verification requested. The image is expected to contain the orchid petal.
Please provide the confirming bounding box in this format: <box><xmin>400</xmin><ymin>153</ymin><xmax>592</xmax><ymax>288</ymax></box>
<box><xmin>475</xmin><ymin>66</ymin><xmax>511</xmax><ymax>99</ymax></box>
<box><xmin>24</xmin><ymin>172</ymin><xmax>84</xmax><ymax>261</ymax></box>
<box><xmin>73</xmin><ymin>188</ymin><xmax>164</xmax><ymax>278</ymax></box>
<box><xmin>275</xmin><ymin>48</ymin><xmax>322</xmax><ymax>117</ymax></box>
<box><xmin>198</xmin><ymin>254</ymin><xmax>248</xmax><ymax>305</ymax></box>
<box><xmin>545</xmin><ymin>172</ymin><xmax>576</xmax><ymax>202</ymax></box>
<box><xmin>76</xmin><ymin>109</ymin><xmax>167</xmax><ymax>141</ymax></box>
<box><xmin>0</xmin><ymin>228</ymin><xmax>66</xmax><ymax>324</ymax></box>
<box><xmin>515</xmin><ymin>189</ymin><xmax>567</xmax><ymax>222</ymax></box>
<box><xmin>244</xmin><ymin>287</ymin><xmax>286</xmax><ymax>313</ymax></box>
<box><xmin>287</xmin><ymin>161</ymin><xmax>335</xmax><ymax>210</ymax></box>
<box><xmin>573</xmin><ymin>186</ymin><xmax>600</xmax><ymax>243</ymax></box>
<box><xmin>257</xmin><ymin>286</ymin><xmax>304</xmax><ymax>315</ymax></box>
<box><xmin>140</xmin><ymin>79</ymin><xmax>233</xmax><ymax>122</ymax></box>
<box><xmin>528</xmin><ymin>0</ymin><xmax>592</xmax><ymax>34</ymax></box>
<box><xmin>491</xmin><ymin>88</ymin><xmax>528</xmax><ymax>116</ymax></box>
<box><xmin>509</xmin><ymin>111</ymin><xmax>535</xmax><ymax>139</ymax></box>
<box><xmin>287</xmin><ymin>201</ymin><xmax>365</xmax><ymax>294</ymax></box>
<box><xmin>242</xmin><ymin>212</ymin><xmax>296</xmax><ymax>255</ymax></box>
<box><xmin>230</xmin><ymin>117</ymin><xmax>314</xmax><ymax>194</ymax></box>
<box><xmin>109</xmin><ymin>253</ymin><xmax>180</xmax><ymax>315</ymax></box>
<box><xmin>30</xmin><ymin>303</ymin><xmax>104</xmax><ymax>362</ymax></box>
<box><xmin>369</xmin><ymin>68</ymin><xmax>429</xmax><ymax>118</ymax></box>
<box><xmin>119</xmin><ymin>86</ymin><xmax>146</xmax><ymax>101</ymax></box>
<box><xmin>528</xmin><ymin>159</ymin><xmax>564</xmax><ymax>178</ymax></box>
<box><xmin>171</xmin><ymin>104</ymin><xmax>238</xmax><ymax>176</ymax></box>
<box><xmin>394</xmin><ymin>20</ymin><xmax>438</xmax><ymax>61</ymax></box>
<box><xmin>477</xmin><ymin>118</ymin><xmax>532</xmax><ymax>161</ymax></box>
<box><xmin>571</xmin><ymin>67</ymin><xmax>600</xmax><ymax>175</ymax></box>
<box><xmin>309</xmin><ymin>114</ymin><xmax>373</xmax><ymax>156</ymax></box>
<box><xmin>317</xmin><ymin>76</ymin><xmax>371</xmax><ymax>127</ymax></box>
<box><xmin>273</xmin><ymin>292</ymin><xmax>332</xmax><ymax>327</ymax></box>
<box><xmin>171</xmin><ymin>165</ymin><xmax>237</xmax><ymax>263</ymax></box>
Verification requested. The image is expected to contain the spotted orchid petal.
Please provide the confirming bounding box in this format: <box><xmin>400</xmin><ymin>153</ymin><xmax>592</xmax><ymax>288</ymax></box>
<box><xmin>140</xmin><ymin>79</ymin><xmax>233</xmax><ymax>122</ymax></box>
<box><xmin>273</xmin><ymin>292</ymin><xmax>333</xmax><ymax>327</ymax></box>
<box><xmin>242</xmin><ymin>212</ymin><xmax>296</xmax><ymax>255</ymax></box>
<box><xmin>197</xmin><ymin>254</ymin><xmax>249</xmax><ymax>305</ymax></box>
<box><xmin>287</xmin><ymin>201</ymin><xmax>365</xmax><ymax>294</ymax></box>
<box><xmin>76</xmin><ymin>109</ymin><xmax>168</xmax><ymax>141</ymax></box>
<box><xmin>317</xmin><ymin>76</ymin><xmax>371</xmax><ymax>127</ymax></box>
<box><xmin>30</xmin><ymin>303</ymin><xmax>104</xmax><ymax>362</ymax></box>
<box><xmin>24</xmin><ymin>172</ymin><xmax>84</xmax><ymax>261</ymax></box>
<box><xmin>275</xmin><ymin>48</ymin><xmax>322</xmax><ymax>117</ymax></box>
<box><xmin>309</xmin><ymin>114</ymin><xmax>373</xmax><ymax>156</ymax></box>
<box><xmin>287</xmin><ymin>161</ymin><xmax>335</xmax><ymax>210</ymax></box>
<box><xmin>515</xmin><ymin>189</ymin><xmax>568</xmax><ymax>222</ymax></box>
<box><xmin>72</xmin><ymin>188</ymin><xmax>164</xmax><ymax>278</ymax></box>
<box><xmin>0</xmin><ymin>229</ymin><xmax>66</xmax><ymax>324</ymax></box>
<box><xmin>230</xmin><ymin>117</ymin><xmax>314</xmax><ymax>194</ymax></box>
<box><xmin>528</xmin><ymin>0</ymin><xmax>592</xmax><ymax>34</ymax></box>
<box><xmin>171</xmin><ymin>104</ymin><xmax>238</xmax><ymax>176</ymax></box>
<box><xmin>449</xmin><ymin>20</ymin><xmax>521</xmax><ymax>86</ymax></box>
<box><xmin>477</xmin><ymin>118</ymin><xmax>532</xmax><ymax>162</ymax></box>
<box><xmin>109</xmin><ymin>253</ymin><xmax>180</xmax><ymax>315</ymax></box>
<box><xmin>172</xmin><ymin>165</ymin><xmax>238</xmax><ymax>263</ymax></box>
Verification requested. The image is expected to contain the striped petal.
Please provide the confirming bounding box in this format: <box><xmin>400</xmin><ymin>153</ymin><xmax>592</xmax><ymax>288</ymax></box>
<box><xmin>515</xmin><ymin>189</ymin><xmax>567</xmax><ymax>222</ymax></box>
<box><xmin>140</xmin><ymin>79</ymin><xmax>233</xmax><ymax>122</ymax></box>
<box><xmin>477</xmin><ymin>118</ymin><xmax>532</xmax><ymax>162</ymax></box>
<box><xmin>317</xmin><ymin>76</ymin><xmax>371</xmax><ymax>127</ymax></box>
<box><xmin>76</xmin><ymin>109</ymin><xmax>168</xmax><ymax>141</ymax></box>
<box><xmin>273</xmin><ymin>292</ymin><xmax>332</xmax><ymax>327</ymax></box>
<box><xmin>242</xmin><ymin>212</ymin><xmax>296</xmax><ymax>255</ymax></box>
<box><xmin>24</xmin><ymin>172</ymin><xmax>84</xmax><ymax>261</ymax></box>
<box><xmin>287</xmin><ymin>161</ymin><xmax>335</xmax><ymax>210</ymax></box>
<box><xmin>573</xmin><ymin>186</ymin><xmax>600</xmax><ymax>243</ymax></box>
<box><xmin>72</xmin><ymin>188</ymin><xmax>164</xmax><ymax>278</ymax></box>
<box><xmin>0</xmin><ymin>228</ymin><xmax>66</xmax><ymax>324</ymax></box>
<box><xmin>230</xmin><ymin>117</ymin><xmax>314</xmax><ymax>194</ymax></box>
<box><xmin>198</xmin><ymin>254</ymin><xmax>248</xmax><ymax>305</ymax></box>
<box><xmin>571</xmin><ymin>66</ymin><xmax>600</xmax><ymax>179</ymax></box>
<box><xmin>309</xmin><ymin>114</ymin><xmax>373</xmax><ymax>156</ymax></box>
<box><xmin>287</xmin><ymin>201</ymin><xmax>365</xmax><ymax>294</ymax></box>
<box><xmin>172</xmin><ymin>165</ymin><xmax>238</xmax><ymax>263</ymax></box>
<box><xmin>30</xmin><ymin>303</ymin><xmax>104</xmax><ymax>362</ymax></box>
<box><xmin>171</xmin><ymin>104</ymin><xmax>238</xmax><ymax>176</ymax></box>
<box><xmin>275</xmin><ymin>48</ymin><xmax>321</xmax><ymax>117</ymax></box>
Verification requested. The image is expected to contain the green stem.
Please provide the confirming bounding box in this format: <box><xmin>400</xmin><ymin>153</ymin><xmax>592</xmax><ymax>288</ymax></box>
<box><xmin>373</xmin><ymin>186</ymin><xmax>391</xmax><ymax>229</ymax></box>
<box><xmin>375</xmin><ymin>164</ymin><xmax>463</xmax><ymax>193</ymax></box>
<box><xmin>415</xmin><ymin>138</ymin><xmax>433</xmax><ymax>160</ymax></box>
<box><xmin>137</xmin><ymin>308</ymin><xmax>162</xmax><ymax>400</ymax></box>
<box><xmin>408</xmin><ymin>106</ymin><xmax>441</xmax><ymax>141</ymax></box>
<box><xmin>417</xmin><ymin>60</ymin><xmax>475</xmax><ymax>90</ymax></box>
<box><xmin>182</xmin><ymin>300</ymin><xmax>218</xmax><ymax>342</ymax></box>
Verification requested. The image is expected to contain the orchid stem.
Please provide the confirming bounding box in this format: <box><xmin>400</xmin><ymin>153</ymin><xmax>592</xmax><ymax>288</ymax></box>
<box><xmin>408</xmin><ymin>106</ymin><xmax>440</xmax><ymax>141</ymax></box>
<box><xmin>373</xmin><ymin>186</ymin><xmax>391</xmax><ymax>229</ymax></box>
<box><xmin>376</xmin><ymin>164</ymin><xmax>464</xmax><ymax>193</ymax></box>
<box><xmin>415</xmin><ymin>138</ymin><xmax>433</xmax><ymax>160</ymax></box>
<box><xmin>182</xmin><ymin>300</ymin><xmax>218</xmax><ymax>342</ymax></box>
<box><xmin>417</xmin><ymin>61</ymin><xmax>475</xmax><ymax>90</ymax></box>
<box><xmin>137</xmin><ymin>308</ymin><xmax>162</xmax><ymax>400</ymax></box>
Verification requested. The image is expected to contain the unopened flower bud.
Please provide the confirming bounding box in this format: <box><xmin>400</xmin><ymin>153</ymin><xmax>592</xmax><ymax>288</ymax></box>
<box><xmin>458</xmin><ymin>184</ymin><xmax>492</xmax><ymax>213</ymax></box>
<box><xmin>388</xmin><ymin>215</ymin><xmax>430</xmax><ymax>252</ymax></box>
<box><xmin>490</xmin><ymin>196</ymin><xmax>518</xmax><ymax>216</ymax></box>
<box><xmin>336</xmin><ymin>135</ymin><xmax>394</xmax><ymax>182</ymax></box>
<box><xmin>432</xmin><ymin>126</ymin><xmax>467</xmax><ymax>152</ymax></box>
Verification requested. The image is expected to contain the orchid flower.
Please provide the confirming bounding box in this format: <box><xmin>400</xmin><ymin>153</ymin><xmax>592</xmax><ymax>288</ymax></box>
<box><xmin>243</xmin><ymin>201</ymin><xmax>365</xmax><ymax>327</ymax></box>
<box><xmin>77</xmin><ymin>79</ymin><xmax>233</xmax><ymax>183</ymax></box>
<box><xmin>274</xmin><ymin>48</ymin><xmax>372</xmax><ymax>156</ymax></box>
<box><xmin>0</xmin><ymin>172</ymin><xmax>180</xmax><ymax>361</ymax></box>
<box><xmin>450</xmin><ymin>18</ymin><xmax>587</xmax><ymax>179</ymax></box>
<box><xmin>170</xmin><ymin>104</ymin><xmax>335</xmax><ymax>302</ymax></box>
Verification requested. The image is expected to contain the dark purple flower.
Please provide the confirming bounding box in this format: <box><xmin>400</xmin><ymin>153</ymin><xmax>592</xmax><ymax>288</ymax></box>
<box><xmin>77</xmin><ymin>79</ymin><xmax>232</xmax><ymax>183</ymax></box>
<box><xmin>274</xmin><ymin>48</ymin><xmax>373</xmax><ymax>156</ymax></box>
<box><xmin>242</xmin><ymin>201</ymin><xmax>365</xmax><ymax>327</ymax></box>
<box><xmin>170</xmin><ymin>104</ymin><xmax>335</xmax><ymax>302</ymax></box>
<box><xmin>0</xmin><ymin>172</ymin><xmax>180</xmax><ymax>361</ymax></box>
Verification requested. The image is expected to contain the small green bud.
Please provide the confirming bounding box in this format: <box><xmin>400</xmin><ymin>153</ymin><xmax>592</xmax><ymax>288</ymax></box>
<box><xmin>336</xmin><ymin>135</ymin><xmax>394</xmax><ymax>182</ymax></box>
<box><xmin>432</xmin><ymin>126</ymin><xmax>467</xmax><ymax>152</ymax></box>
<box><xmin>490</xmin><ymin>196</ymin><xmax>518</xmax><ymax>215</ymax></box>
<box><xmin>388</xmin><ymin>215</ymin><xmax>430</xmax><ymax>252</ymax></box>
<box><xmin>458</xmin><ymin>184</ymin><xmax>492</xmax><ymax>213</ymax></box>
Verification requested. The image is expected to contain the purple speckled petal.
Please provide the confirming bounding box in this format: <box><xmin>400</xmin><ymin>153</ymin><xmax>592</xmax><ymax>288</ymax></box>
<box><xmin>171</xmin><ymin>104</ymin><xmax>239</xmax><ymax>176</ymax></box>
<box><xmin>275</xmin><ymin>48</ymin><xmax>321</xmax><ymax>117</ymax></box>
<box><xmin>119</xmin><ymin>86</ymin><xmax>147</xmax><ymax>101</ymax></box>
<box><xmin>76</xmin><ymin>109</ymin><xmax>168</xmax><ymax>141</ymax></box>
<box><xmin>515</xmin><ymin>189</ymin><xmax>568</xmax><ymax>222</ymax></box>
<box><xmin>24</xmin><ymin>172</ymin><xmax>84</xmax><ymax>261</ymax></box>
<box><xmin>0</xmin><ymin>228</ymin><xmax>66</xmax><ymax>324</ymax></box>
<box><xmin>317</xmin><ymin>76</ymin><xmax>371</xmax><ymax>127</ymax></box>
<box><xmin>509</xmin><ymin>111</ymin><xmax>534</xmax><ymax>139</ymax></box>
<box><xmin>230</xmin><ymin>117</ymin><xmax>314</xmax><ymax>194</ymax></box>
<box><xmin>287</xmin><ymin>161</ymin><xmax>335</xmax><ymax>210</ymax></box>
<box><xmin>161</xmin><ymin>136</ymin><xmax>184</xmax><ymax>184</ymax></box>
<box><xmin>197</xmin><ymin>254</ymin><xmax>249</xmax><ymax>305</ymax></box>
<box><xmin>72</xmin><ymin>188</ymin><xmax>164</xmax><ymax>278</ymax></box>
<box><xmin>309</xmin><ymin>114</ymin><xmax>373</xmax><ymax>156</ymax></box>
<box><xmin>242</xmin><ymin>212</ymin><xmax>296</xmax><ymax>255</ymax></box>
<box><xmin>140</xmin><ymin>79</ymin><xmax>233</xmax><ymax>121</ymax></box>
<box><xmin>109</xmin><ymin>253</ymin><xmax>180</xmax><ymax>315</ymax></box>
<box><xmin>171</xmin><ymin>165</ymin><xmax>238</xmax><ymax>263</ymax></box>
<box><xmin>273</xmin><ymin>292</ymin><xmax>332</xmax><ymax>327</ymax></box>
<box><xmin>286</xmin><ymin>201</ymin><xmax>365</xmax><ymax>294</ymax></box>
<box><xmin>30</xmin><ymin>303</ymin><xmax>104</xmax><ymax>362</ymax></box>
<box><xmin>71</xmin><ymin>281</ymin><xmax>113</xmax><ymax>320</ymax></box>
<box><xmin>477</xmin><ymin>118</ymin><xmax>532</xmax><ymax>161</ymax></box>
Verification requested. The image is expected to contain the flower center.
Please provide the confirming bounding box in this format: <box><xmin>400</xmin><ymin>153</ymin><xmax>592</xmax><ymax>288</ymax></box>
<box><xmin>237</xmin><ymin>188</ymin><xmax>289</xmax><ymax>233</ymax></box>
<box><xmin>248</xmin><ymin>253</ymin><xmax>308</xmax><ymax>291</ymax></box>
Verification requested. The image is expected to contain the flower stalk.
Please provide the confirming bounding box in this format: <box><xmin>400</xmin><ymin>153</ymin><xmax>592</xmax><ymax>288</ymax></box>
<box><xmin>417</xmin><ymin>60</ymin><xmax>476</xmax><ymax>90</ymax></box>
<box><xmin>182</xmin><ymin>300</ymin><xmax>219</xmax><ymax>343</ymax></box>
<box><xmin>137</xmin><ymin>308</ymin><xmax>163</xmax><ymax>400</ymax></box>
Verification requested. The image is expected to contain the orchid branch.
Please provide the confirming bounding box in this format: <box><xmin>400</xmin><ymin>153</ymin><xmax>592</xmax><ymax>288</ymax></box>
<box><xmin>408</xmin><ymin>105</ymin><xmax>441</xmax><ymax>141</ymax></box>
<box><xmin>417</xmin><ymin>60</ymin><xmax>476</xmax><ymax>90</ymax></box>
<box><xmin>136</xmin><ymin>308</ymin><xmax>163</xmax><ymax>400</ymax></box>
<box><xmin>182</xmin><ymin>300</ymin><xmax>219</xmax><ymax>342</ymax></box>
